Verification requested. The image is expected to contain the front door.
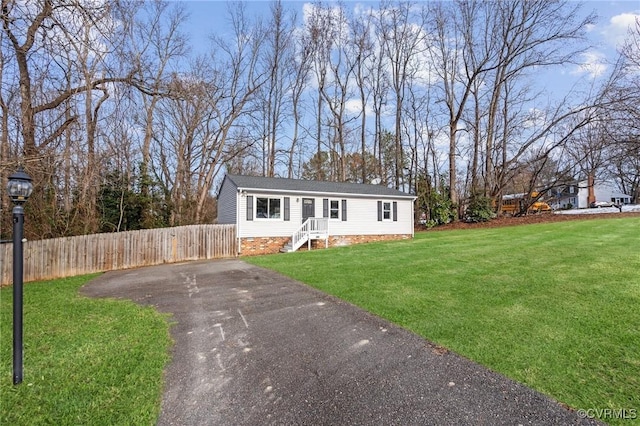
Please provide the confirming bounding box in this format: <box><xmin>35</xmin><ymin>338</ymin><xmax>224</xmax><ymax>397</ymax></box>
<box><xmin>302</xmin><ymin>198</ymin><xmax>315</xmax><ymax>222</ymax></box>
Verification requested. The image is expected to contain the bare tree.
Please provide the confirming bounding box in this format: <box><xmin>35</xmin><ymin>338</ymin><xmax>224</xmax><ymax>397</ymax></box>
<box><xmin>428</xmin><ymin>0</ymin><xmax>493</xmax><ymax>211</ymax></box>
<box><xmin>193</xmin><ymin>3</ymin><xmax>267</xmax><ymax>221</ymax></box>
<box><xmin>598</xmin><ymin>18</ymin><xmax>640</xmax><ymax>202</ymax></box>
<box><xmin>1</xmin><ymin>1</ymin><xmax>137</xmax><ymax>158</ymax></box>
<box><xmin>481</xmin><ymin>0</ymin><xmax>595</xmax><ymax>200</ymax></box>
<box><xmin>349</xmin><ymin>8</ymin><xmax>375</xmax><ymax>183</ymax></box>
<box><xmin>379</xmin><ymin>1</ymin><xmax>425</xmax><ymax>189</ymax></box>
<box><xmin>153</xmin><ymin>71</ymin><xmax>208</xmax><ymax>225</ymax></box>
<box><xmin>369</xmin><ymin>17</ymin><xmax>390</xmax><ymax>184</ymax></box>
<box><xmin>305</xmin><ymin>2</ymin><xmax>337</xmax><ymax>180</ymax></box>
<box><xmin>318</xmin><ymin>4</ymin><xmax>357</xmax><ymax>182</ymax></box>
<box><xmin>257</xmin><ymin>1</ymin><xmax>297</xmax><ymax>177</ymax></box>
<box><xmin>0</xmin><ymin>24</ymin><xmax>15</xmax><ymax>220</ymax></box>
<box><xmin>287</xmin><ymin>26</ymin><xmax>312</xmax><ymax>178</ymax></box>
<box><xmin>130</xmin><ymin>1</ymin><xmax>188</xmax><ymax>226</ymax></box>
<box><xmin>1</xmin><ymin>0</ymin><xmax>142</xmax><ymax>236</ymax></box>
<box><xmin>403</xmin><ymin>73</ymin><xmax>432</xmax><ymax>196</ymax></box>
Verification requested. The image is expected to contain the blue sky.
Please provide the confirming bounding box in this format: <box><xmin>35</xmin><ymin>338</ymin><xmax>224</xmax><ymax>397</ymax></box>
<box><xmin>175</xmin><ymin>0</ymin><xmax>639</xmax><ymax>94</ymax></box>
<box><xmin>170</xmin><ymin>0</ymin><xmax>640</xmax><ymax>168</ymax></box>
<box><xmin>160</xmin><ymin>1</ymin><xmax>640</xmax><ymax>181</ymax></box>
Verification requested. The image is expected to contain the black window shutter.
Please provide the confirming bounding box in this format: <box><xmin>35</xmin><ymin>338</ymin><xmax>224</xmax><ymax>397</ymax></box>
<box><xmin>341</xmin><ymin>199</ymin><xmax>347</xmax><ymax>221</ymax></box>
<box><xmin>393</xmin><ymin>201</ymin><xmax>398</xmax><ymax>221</ymax></box>
<box><xmin>246</xmin><ymin>195</ymin><xmax>253</xmax><ymax>221</ymax></box>
<box><xmin>284</xmin><ymin>197</ymin><xmax>290</xmax><ymax>221</ymax></box>
<box><xmin>377</xmin><ymin>201</ymin><xmax>382</xmax><ymax>221</ymax></box>
<box><xmin>323</xmin><ymin>199</ymin><xmax>329</xmax><ymax>218</ymax></box>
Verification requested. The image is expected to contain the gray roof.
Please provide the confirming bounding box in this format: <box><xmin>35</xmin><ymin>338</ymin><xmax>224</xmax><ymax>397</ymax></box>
<box><xmin>223</xmin><ymin>174</ymin><xmax>415</xmax><ymax>198</ymax></box>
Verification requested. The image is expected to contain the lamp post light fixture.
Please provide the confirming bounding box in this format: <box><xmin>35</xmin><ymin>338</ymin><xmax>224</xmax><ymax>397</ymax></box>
<box><xmin>7</xmin><ymin>166</ymin><xmax>33</xmax><ymax>385</ymax></box>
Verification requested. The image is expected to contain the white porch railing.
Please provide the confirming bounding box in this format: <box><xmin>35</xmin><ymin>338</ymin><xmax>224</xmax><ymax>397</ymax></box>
<box><xmin>288</xmin><ymin>218</ymin><xmax>329</xmax><ymax>252</ymax></box>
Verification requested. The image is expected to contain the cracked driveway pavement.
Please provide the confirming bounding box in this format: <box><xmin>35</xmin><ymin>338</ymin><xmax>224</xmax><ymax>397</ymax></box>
<box><xmin>81</xmin><ymin>259</ymin><xmax>598</xmax><ymax>425</ymax></box>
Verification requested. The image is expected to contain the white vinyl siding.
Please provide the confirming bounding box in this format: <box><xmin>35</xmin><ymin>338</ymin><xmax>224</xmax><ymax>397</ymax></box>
<box><xmin>218</xmin><ymin>176</ymin><xmax>414</xmax><ymax>238</ymax></box>
<box><xmin>239</xmin><ymin>191</ymin><xmax>302</xmax><ymax>237</ymax></box>
<box><xmin>237</xmin><ymin>192</ymin><xmax>412</xmax><ymax>238</ymax></box>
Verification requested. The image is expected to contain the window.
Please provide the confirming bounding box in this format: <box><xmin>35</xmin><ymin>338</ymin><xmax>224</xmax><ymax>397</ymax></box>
<box><xmin>323</xmin><ymin>199</ymin><xmax>347</xmax><ymax>221</ymax></box>
<box><xmin>256</xmin><ymin>197</ymin><xmax>281</xmax><ymax>219</ymax></box>
<box><xmin>383</xmin><ymin>202</ymin><xmax>391</xmax><ymax>220</ymax></box>
<box><xmin>330</xmin><ymin>200</ymin><xmax>339</xmax><ymax>219</ymax></box>
<box><xmin>378</xmin><ymin>200</ymin><xmax>398</xmax><ymax>221</ymax></box>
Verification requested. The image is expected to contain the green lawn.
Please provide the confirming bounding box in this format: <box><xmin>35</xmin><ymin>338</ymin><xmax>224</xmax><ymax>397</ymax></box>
<box><xmin>247</xmin><ymin>217</ymin><xmax>640</xmax><ymax>425</ymax></box>
<box><xmin>0</xmin><ymin>275</ymin><xmax>172</xmax><ymax>425</ymax></box>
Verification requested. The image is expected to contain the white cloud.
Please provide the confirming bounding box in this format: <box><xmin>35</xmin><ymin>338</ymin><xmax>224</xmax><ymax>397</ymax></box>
<box><xmin>601</xmin><ymin>12</ymin><xmax>640</xmax><ymax>48</ymax></box>
<box><xmin>571</xmin><ymin>50</ymin><xmax>608</xmax><ymax>78</ymax></box>
<box><xmin>344</xmin><ymin>98</ymin><xmax>366</xmax><ymax>116</ymax></box>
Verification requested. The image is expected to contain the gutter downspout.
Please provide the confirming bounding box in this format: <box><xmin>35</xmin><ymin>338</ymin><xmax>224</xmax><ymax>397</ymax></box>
<box><xmin>237</xmin><ymin>189</ymin><xmax>242</xmax><ymax>255</ymax></box>
<box><xmin>411</xmin><ymin>197</ymin><xmax>416</xmax><ymax>238</ymax></box>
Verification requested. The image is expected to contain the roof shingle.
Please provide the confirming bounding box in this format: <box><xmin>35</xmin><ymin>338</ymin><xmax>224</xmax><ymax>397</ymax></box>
<box><xmin>224</xmin><ymin>174</ymin><xmax>414</xmax><ymax>198</ymax></box>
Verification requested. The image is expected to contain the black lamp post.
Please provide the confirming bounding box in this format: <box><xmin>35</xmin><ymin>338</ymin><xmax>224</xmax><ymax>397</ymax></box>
<box><xmin>7</xmin><ymin>166</ymin><xmax>33</xmax><ymax>385</ymax></box>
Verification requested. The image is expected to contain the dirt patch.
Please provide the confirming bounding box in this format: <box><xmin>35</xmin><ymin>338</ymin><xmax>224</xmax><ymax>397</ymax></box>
<box><xmin>422</xmin><ymin>211</ymin><xmax>640</xmax><ymax>232</ymax></box>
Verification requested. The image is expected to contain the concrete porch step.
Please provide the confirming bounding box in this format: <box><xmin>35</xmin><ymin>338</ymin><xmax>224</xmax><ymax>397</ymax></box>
<box><xmin>280</xmin><ymin>243</ymin><xmax>293</xmax><ymax>253</ymax></box>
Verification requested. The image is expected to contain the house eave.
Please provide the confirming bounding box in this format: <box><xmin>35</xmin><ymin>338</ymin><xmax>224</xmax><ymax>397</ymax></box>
<box><xmin>235</xmin><ymin>186</ymin><xmax>416</xmax><ymax>200</ymax></box>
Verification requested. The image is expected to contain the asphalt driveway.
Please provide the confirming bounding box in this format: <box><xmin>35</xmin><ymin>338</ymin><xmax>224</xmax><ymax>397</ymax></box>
<box><xmin>81</xmin><ymin>259</ymin><xmax>598</xmax><ymax>425</ymax></box>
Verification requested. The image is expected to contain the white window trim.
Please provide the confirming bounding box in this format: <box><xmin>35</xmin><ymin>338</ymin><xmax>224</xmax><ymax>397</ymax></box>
<box><xmin>382</xmin><ymin>201</ymin><xmax>392</xmax><ymax>221</ymax></box>
<box><xmin>329</xmin><ymin>199</ymin><xmax>340</xmax><ymax>220</ymax></box>
<box><xmin>254</xmin><ymin>196</ymin><xmax>283</xmax><ymax>221</ymax></box>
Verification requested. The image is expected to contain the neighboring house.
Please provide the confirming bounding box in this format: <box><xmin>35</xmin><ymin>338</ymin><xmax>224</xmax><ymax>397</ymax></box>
<box><xmin>548</xmin><ymin>183</ymin><xmax>580</xmax><ymax>210</ymax></box>
<box><xmin>217</xmin><ymin>174</ymin><xmax>416</xmax><ymax>255</ymax></box>
<box><xmin>549</xmin><ymin>180</ymin><xmax>631</xmax><ymax>209</ymax></box>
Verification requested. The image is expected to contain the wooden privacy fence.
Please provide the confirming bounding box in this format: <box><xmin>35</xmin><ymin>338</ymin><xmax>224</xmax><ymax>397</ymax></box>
<box><xmin>0</xmin><ymin>224</ymin><xmax>237</xmax><ymax>285</ymax></box>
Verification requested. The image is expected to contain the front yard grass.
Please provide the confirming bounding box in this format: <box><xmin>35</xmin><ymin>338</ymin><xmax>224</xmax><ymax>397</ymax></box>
<box><xmin>247</xmin><ymin>217</ymin><xmax>640</xmax><ymax>425</ymax></box>
<box><xmin>0</xmin><ymin>274</ymin><xmax>172</xmax><ymax>425</ymax></box>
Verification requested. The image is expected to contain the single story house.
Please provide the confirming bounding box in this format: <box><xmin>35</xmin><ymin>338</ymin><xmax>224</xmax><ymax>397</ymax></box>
<box><xmin>549</xmin><ymin>180</ymin><xmax>631</xmax><ymax>209</ymax></box>
<box><xmin>217</xmin><ymin>174</ymin><xmax>416</xmax><ymax>255</ymax></box>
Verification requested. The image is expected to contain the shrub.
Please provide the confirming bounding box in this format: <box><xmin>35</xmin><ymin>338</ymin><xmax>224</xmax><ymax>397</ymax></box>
<box><xmin>465</xmin><ymin>194</ymin><xmax>495</xmax><ymax>223</ymax></box>
<box><xmin>426</xmin><ymin>194</ymin><xmax>457</xmax><ymax>227</ymax></box>
<box><xmin>414</xmin><ymin>176</ymin><xmax>457</xmax><ymax>228</ymax></box>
